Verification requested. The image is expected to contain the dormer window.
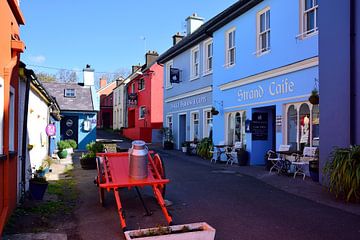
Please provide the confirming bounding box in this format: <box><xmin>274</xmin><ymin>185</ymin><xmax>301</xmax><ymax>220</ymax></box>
<box><xmin>64</xmin><ymin>89</ymin><xmax>76</xmax><ymax>97</ymax></box>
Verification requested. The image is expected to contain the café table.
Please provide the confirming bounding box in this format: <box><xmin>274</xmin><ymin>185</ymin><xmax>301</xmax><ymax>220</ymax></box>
<box><xmin>212</xmin><ymin>145</ymin><xmax>232</xmax><ymax>163</ymax></box>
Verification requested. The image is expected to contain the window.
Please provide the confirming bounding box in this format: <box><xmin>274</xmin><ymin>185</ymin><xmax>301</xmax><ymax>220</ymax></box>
<box><xmin>138</xmin><ymin>78</ymin><xmax>145</xmax><ymax>91</ymax></box>
<box><xmin>203</xmin><ymin>110</ymin><xmax>213</xmax><ymax>138</ymax></box>
<box><xmin>165</xmin><ymin>60</ymin><xmax>173</xmax><ymax>89</ymax></box>
<box><xmin>300</xmin><ymin>0</ymin><xmax>318</xmax><ymax>37</ymax></box>
<box><xmin>166</xmin><ymin>115</ymin><xmax>173</xmax><ymax>132</ymax></box>
<box><xmin>257</xmin><ymin>8</ymin><xmax>270</xmax><ymax>54</ymax></box>
<box><xmin>190</xmin><ymin>46</ymin><xmax>200</xmax><ymax>79</ymax></box>
<box><xmin>286</xmin><ymin>102</ymin><xmax>319</xmax><ymax>151</ymax></box>
<box><xmin>131</xmin><ymin>83</ymin><xmax>135</xmax><ymax>93</ymax></box>
<box><xmin>9</xmin><ymin>88</ymin><xmax>15</xmax><ymax>151</ymax></box>
<box><xmin>226</xmin><ymin>111</ymin><xmax>246</xmax><ymax>145</ymax></box>
<box><xmin>139</xmin><ymin>106</ymin><xmax>146</xmax><ymax>119</ymax></box>
<box><xmin>64</xmin><ymin>88</ymin><xmax>75</xmax><ymax>97</ymax></box>
<box><xmin>0</xmin><ymin>77</ymin><xmax>4</xmax><ymax>154</ymax></box>
<box><xmin>190</xmin><ymin>112</ymin><xmax>200</xmax><ymax>141</ymax></box>
<box><xmin>204</xmin><ymin>40</ymin><xmax>213</xmax><ymax>74</ymax></box>
<box><xmin>225</xmin><ymin>28</ymin><xmax>236</xmax><ymax>67</ymax></box>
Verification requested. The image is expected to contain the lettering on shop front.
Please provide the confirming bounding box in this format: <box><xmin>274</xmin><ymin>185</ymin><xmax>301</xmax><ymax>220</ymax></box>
<box><xmin>237</xmin><ymin>78</ymin><xmax>295</xmax><ymax>102</ymax></box>
<box><xmin>170</xmin><ymin>96</ymin><xmax>207</xmax><ymax>110</ymax></box>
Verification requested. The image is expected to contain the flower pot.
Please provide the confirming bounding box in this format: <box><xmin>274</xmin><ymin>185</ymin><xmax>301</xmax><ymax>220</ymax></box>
<box><xmin>237</xmin><ymin>149</ymin><xmax>249</xmax><ymax>166</ymax></box>
<box><xmin>182</xmin><ymin>147</ymin><xmax>187</xmax><ymax>153</ymax></box>
<box><xmin>124</xmin><ymin>222</ymin><xmax>216</xmax><ymax>240</ymax></box>
<box><xmin>309</xmin><ymin>160</ymin><xmax>319</xmax><ymax>182</ymax></box>
<box><xmin>309</xmin><ymin>94</ymin><xmax>319</xmax><ymax>105</ymax></box>
<box><xmin>80</xmin><ymin>156</ymin><xmax>97</xmax><ymax>169</ymax></box>
<box><xmin>29</xmin><ymin>180</ymin><xmax>48</xmax><ymax>200</ymax></box>
<box><xmin>57</xmin><ymin>149</ymin><xmax>68</xmax><ymax>159</ymax></box>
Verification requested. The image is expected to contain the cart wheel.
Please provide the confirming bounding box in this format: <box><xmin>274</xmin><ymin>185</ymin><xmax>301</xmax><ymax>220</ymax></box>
<box><xmin>153</xmin><ymin>154</ymin><xmax>166</xmax><ymax>197</ymax></box>
<box><xmin>96</xmin><ymin>157</ymin><xmax>105</xmax><ymax>206</ymax></box>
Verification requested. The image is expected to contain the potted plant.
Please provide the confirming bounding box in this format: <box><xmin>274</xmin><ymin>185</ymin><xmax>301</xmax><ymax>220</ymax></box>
<box><xmin>124</xmin><ymin>222</ymin><xmax>216</xmax><ymax>240</ymax></box>
<box><xmin>309</xmin><ymin>89</ymin><xmax>319</xmax><ymax>105</ymax></box>
<box><xmin>57</xmin><ymin>140</ymin><xmax>71</xmax><ymax>159</ymax></box>
<box><xmin>80</xmin><ymin>141</ymin><xmax>104</xmax><ymax>169</ymax></box>
<box><xmin>162</xmin><ymin>127</ymin><xmax>174</xmax><ymax>150</ymax></box>
<box><xmin>181</xmin><ymin>142</ymin><xmax>187</xmax><ymax>153</ymax></box>
<box><xmin>323</xmin><ymin>145</ymin><xmax>360</xmax><ymax>202</ymax></box>
<box><xmin>196</xmin><ymin>138</ymin><xmax>213</xmax><ymax>159</ymax></box>
<box><xmin>65</xmin><ymin>139</ymin><xmax>77</xmax><ymax>154</ymax></box>
<box><xmin>29</xmin><ymin>168</ymin><xmax>49</xmax><ymax>200</ymax></box>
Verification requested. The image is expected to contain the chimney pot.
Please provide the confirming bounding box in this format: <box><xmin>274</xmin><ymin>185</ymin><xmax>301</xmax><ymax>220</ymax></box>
<box><xmin>185</xmin><ymin>13</ymin><xmax>204</xmax><ymax>35</ymax></box>
<box><xmin>172</xmin><ymin>32</ymin><xmax>184</xmax><ymax>46</ymax></box>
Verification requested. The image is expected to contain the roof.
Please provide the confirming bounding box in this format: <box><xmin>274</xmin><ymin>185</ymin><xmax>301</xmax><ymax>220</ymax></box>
<box><xmin>96</xmin><ymin>80</ymin><xmax>118</xmax><ymax>94</ymax></box>
<box><xmin>157</xmin><ymin>0</ymin><xmax>262</xmax><ymax>64</ymax></box>
<box><xmin>43</xmin><ymin>82</ymin><xmax>95</xmax><ymax>112</ymax></box>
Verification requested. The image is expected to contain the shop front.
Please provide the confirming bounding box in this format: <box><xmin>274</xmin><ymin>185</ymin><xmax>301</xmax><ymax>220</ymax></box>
<box><xmin>212</xmin><ymin>65</ymin><xmax>319</xmax><ymax>165</ymax></box>
<box><xmin>164</xmin><ymin>90</ymin><xmax>213</xmax><ymax>149</ymax></box>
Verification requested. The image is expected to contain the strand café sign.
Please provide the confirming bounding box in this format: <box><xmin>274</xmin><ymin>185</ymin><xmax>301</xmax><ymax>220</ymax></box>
<box><xmin>170</xmin><ymin>96</ymin><xmax>208</xmax><ymax>110</ymax></box>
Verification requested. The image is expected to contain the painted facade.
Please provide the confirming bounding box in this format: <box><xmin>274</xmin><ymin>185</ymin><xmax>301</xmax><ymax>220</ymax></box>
<box><xmin>318</xmin><ymin>0</ymin><xmax>360</xmax><ymax>182</ymax></box>
<box><xmin>113</xmin><ymin>79</ymin><xmax>128</xmax><ymax>130</ymax></box>
<box><xmin>97</xmin><ymin>79</ymin><xmax>117</xmax><ymax>129</ymax></box>
<box><xmin>211</xmin><ymin>0</ymin><xmax>319</xmax><ymax>165</ymax></box>
<box><xmin>158</xmin><ymin>16</ymin><xmax>214</xmax><ymax>149</ymax></box>
<box><xmin>123</xmin><ymin>52</ymin><xmax>164</xmax><ymax>143</ymax></box>
<box><xmin>0</xmin><ymin>0</ymin><xmax>25</xmax><ymax>234</ymax></box>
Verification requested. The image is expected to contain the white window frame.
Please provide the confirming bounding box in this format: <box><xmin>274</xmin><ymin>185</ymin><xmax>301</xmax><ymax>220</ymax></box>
<box><xmin>190</xmin><ymin>111</ymin><xmax>200</xmax><ymax>141</ymax></box>
<box><xmin>166</xmin><ymin>115</ymin><xmax>173</xmax><ymax>133</ymax></box>
<box><xmin>131</xmin><ymin>83</ymin><xmax>135</xmax><ymax>93</ymax></box>
<box><xmin>165</xmin><ymin>60</ymin><xmax>173</xmax><ymax>89</ymax></box>
<box><xmin>225</xmin><ymin>27</ymin><xmax>236</xmax><ymax>68</ymax></box>
<box><xmin>190</xmin><ymin>45</ymin><xmax>200</xmax><ymax>80</ymax></box>
<box><xmin>138</xmin><ymin>78</ymin><xmax>145</xmax><ymax>91</ymax></box>
<box><xmin>0</xmin><ymin>77</ymin><xmax>4</xmax><ymax>154</ymax></box>
<box><xmin>298</xmin><ymin>0</ymin><xmax>318</xmax><ymax>39</ymax></box>
<box><xmin>139</xmin><ymin>106</ymin><xmax>146</xmax><ymax>119</ymax></box>
<box><xmin>203</xmin><ymin>39</ymin><xmax>213</xmax><ymax>75</ymax></box>
<box><xmin>9</xmin><ymin>87</ymin><xmax>15</xmax><ymax>151</ymax></box>
<box><xmin>256</xmin><ymin>7</ymin><xmax>271</xmax><ymax>56</ymax></box>
<box><xmin>64</xmin><ymin>88</ymin><xmax>75</xmax><ymax>97</ymax></box>
<box><xmin>203</xmin><ymin>108</ymin><xmax>213</xmax><ymax>138</ymax></box>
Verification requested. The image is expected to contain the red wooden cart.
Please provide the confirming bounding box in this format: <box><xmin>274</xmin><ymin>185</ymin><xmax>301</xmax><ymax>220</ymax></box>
<box><xmin>95</xmin><ymin>151</ymin><xmax>172</xmax><ymax>231</ymax></box>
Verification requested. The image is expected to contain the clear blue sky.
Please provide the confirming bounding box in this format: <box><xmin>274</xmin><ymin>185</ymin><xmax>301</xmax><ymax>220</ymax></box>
<box><xmin>20</xmin><ymin>0</ymin><xmax>237</xmax><ymax>81</ymax></box>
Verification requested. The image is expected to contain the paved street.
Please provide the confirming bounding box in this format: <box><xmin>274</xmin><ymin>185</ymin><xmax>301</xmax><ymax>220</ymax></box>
<box><xmin>71</xmin><ymin>130</ymin><xmax>360</xmax><ymax>240</ymax></box>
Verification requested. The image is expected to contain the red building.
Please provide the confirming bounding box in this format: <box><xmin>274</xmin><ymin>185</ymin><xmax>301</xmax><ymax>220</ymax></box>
<box><xmin>0</xmin><ymin>0</ymin><xmax>25</xmax><ymax>234</ymax></box>
<box><xmin>123</xmin><ymin>51</ymin><xmax>163</xmax><ymax>143</ymax></box>
<box><xmin>97</xmin><ymin>78</ymin><xmax>117</xmax><ymax>129</ymax></box>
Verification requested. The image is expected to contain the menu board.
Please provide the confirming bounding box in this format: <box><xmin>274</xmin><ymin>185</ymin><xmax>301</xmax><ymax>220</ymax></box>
<box><xmin>252</xmin><ymin>112</ymin><xmax>268</xmax><ymax>140</ymax></box>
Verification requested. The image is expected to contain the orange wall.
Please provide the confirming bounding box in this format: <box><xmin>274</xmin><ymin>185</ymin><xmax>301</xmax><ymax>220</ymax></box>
<box><xmin>150</xmin><ymin>63</ymin><xmax>163</xmax><ymax>124</ymax></box>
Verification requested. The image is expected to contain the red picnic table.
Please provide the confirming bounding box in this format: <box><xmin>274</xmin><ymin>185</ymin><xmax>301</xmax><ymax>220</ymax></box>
<box><xmin>95</xmin><ymin>151</ymin><xmax>172</xmax><ymax>231</ymax></box>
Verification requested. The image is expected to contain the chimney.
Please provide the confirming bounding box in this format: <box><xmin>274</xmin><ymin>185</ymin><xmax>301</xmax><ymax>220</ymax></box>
<box><xmin>132</xmin><ymin>65</ymin><xmax>142</xmax><ymax>74</ymax></box>
<box><xmin>172</xmin><ymin>32</ymin><xmax>184</xmax><ymax>45</ymax></box>
<box><xmin>83</xmin><ymin>64</ymin><xmax>94</xmax><ymax>86</ymax></box>
<box><xmin>100</xmin><ymin>77</ymin><xmax>107</xmax><ymax>88</ymax></box>
<box><xmin>145</xmin><ymin>50</ymin><xmax>159</xmax><ymax>68</ymax></box>
<box><xmin>186</xmin><ymin>13</ymin><xmax>204</xmax><ymax>35</ymax></box>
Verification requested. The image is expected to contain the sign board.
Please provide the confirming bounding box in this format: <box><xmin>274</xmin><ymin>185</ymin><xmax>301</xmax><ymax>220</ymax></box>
<box><xmin>252</xmin><ymin>112</ymin><xmax>268</xmax><ymax>140</ymax></box>
<box><xmin>45</xmin><ymin>123</ymin><xmax>56</xmax><ymax>136</ymax></box>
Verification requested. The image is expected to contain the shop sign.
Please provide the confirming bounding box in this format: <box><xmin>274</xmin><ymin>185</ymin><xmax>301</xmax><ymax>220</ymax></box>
<box><xmin>237</xmin><ymin>78</ymin><xmax>295</xmax><ymax>102</ymax></box>
<box><xmin>252</xmin><ymin>112</ymin><xmax>268</xmax><ymax>140</ymax></box>
<box><xmin>45</xmin><ymin>123</ymin><xmax>56</xmax><ymax>136</ymax></box>
<box><xmin>170</xmin><ymin>96</ymin><xmax>207</xmax><ymax>110</ymax></box>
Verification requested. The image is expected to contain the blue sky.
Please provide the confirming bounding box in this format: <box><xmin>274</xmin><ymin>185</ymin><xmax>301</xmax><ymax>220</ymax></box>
<box><xmin>20</xmin><ymin>0</ymin><xmax>237</xmax><ymax>81</ymax></box>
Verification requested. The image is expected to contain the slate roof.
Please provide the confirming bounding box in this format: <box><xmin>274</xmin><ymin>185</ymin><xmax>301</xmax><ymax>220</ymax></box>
<box><xmin>42</xmin><ymin>82</ymin><xmax>95</xmax><ymax>112</ymax></box>
<box><xmin>157</xmin><ymin>0</ymin><xmax>262</xmax><ymax>64</ymax></box>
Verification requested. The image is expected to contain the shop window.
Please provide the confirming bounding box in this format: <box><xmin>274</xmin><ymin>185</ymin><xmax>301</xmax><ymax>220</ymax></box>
<box><xmin>166</xmin><ymin>115</ymin><xmax>173</xmax><ymax>132</ymax></box>
<box><xmin>286</xmin><ymin>102</ymin><xmax>319</xmax><ymax>151</ymax></box>
<box><xmin>227</xmin><ymin>111</ymin><xmax>246</xmax><ymax>145</ymax></box>
<box><xmin>203</xmin><ymin>110</ymin><xmax>213</xmax><ymax>138</ymax></box>
<box><xmin>191</xmin><ymin>112</ymin><xmax>199</xmax><ymax>141</ymax></box>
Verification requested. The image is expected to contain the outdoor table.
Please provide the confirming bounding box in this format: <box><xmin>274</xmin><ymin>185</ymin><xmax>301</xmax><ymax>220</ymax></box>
<box><xmin>213</xmin><ymin>145</ymin><xmax>232</xmax><ymax>162</ymax></box>
<box><xmin>95</xmin><ymin>152</ymin><xmax>172</xmax><ymax>231</ymax></box>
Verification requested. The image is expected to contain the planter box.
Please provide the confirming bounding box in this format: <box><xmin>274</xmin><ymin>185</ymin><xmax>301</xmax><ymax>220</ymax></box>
<box><xmin>124</xmin><ymin>222</ymin><xmax>215</xmax><ymax>240</ymax></box>
<box><xmin>182</xmin><ymin>147</ymin><xmax>187</xmax><ymax>153</ymax></box>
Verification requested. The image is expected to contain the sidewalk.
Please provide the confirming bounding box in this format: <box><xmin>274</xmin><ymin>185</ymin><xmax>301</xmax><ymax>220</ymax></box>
<box><xmin>150</xmin><ymin>146</ymin><xmax>360</xmax><ymax>217</ymax></box>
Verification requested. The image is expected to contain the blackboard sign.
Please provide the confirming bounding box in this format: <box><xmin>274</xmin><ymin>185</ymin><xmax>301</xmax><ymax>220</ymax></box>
<box><xmin>252</xmin><ymin>112</ymin><xmax>268</xmax><ymax>140</ymax></box>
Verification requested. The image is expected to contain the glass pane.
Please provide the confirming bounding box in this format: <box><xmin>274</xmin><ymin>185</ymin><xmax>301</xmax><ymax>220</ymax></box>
<box><xmin>260</xmin><ymin>13</ymin><xmax>265</xmax><ymax>32</ymax></box>
<box><xmin>266</xmin><ymin>10</ymin><xmax>270</xmax><ymax>29</ymax></box>
<box><xmin>228</xmin><ymin>113</ymin><xmax>234</xmax><ymax>145</ymax></box>
<box><xmin>312</xmin><ymin>105</ymin><xmax>319</xmax><ymax>146</ymax></box>
<box><xmin>260</xmin><ymin>33</ymin><xmax>266</xmax><ymax>51</ymax></box>
<box><xmin>299</xmin><ymin>104</ymin><xmax>310</xmax><ymax>151</ymax></box>
<box><xmin>230</xmin><ymin>48</ymin><xmax>235</xmax><ymax>64</ymax></box>
<box><xmin>287</xmin><ymin>105</ymin><xmax>297</xmax><ymax>151</ymax></box>
<box><xmin>306</xmin><ymin>11</ymin><xmax>315</xmax><ymax>31</ymax></box>
<box><xmin>235</xmin><ymin>112</ymin><xmax>241</xmax><ymax>142</ymax></box>
<box><xmin>305</xmin><ymin>0</ymin><xmax>313</xmax><ymax>10</ymax></box>
<box><xmin>228</xmin><ymin>32</ymin><xmax>233</xmax><ymax>48</ymax></box>
<box><xmin>267</xmin><ymin>31</ymin><xmax>271</xmax><ymax>49</ymax></box>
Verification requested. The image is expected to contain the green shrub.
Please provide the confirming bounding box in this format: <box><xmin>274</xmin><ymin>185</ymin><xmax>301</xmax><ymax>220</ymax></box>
<box><xmin>66</xmin><ymin>139</ymin><xmax>77</xmax><ymax>149</ymax></box>
<box><xmin>86</xmin><ymin>141</ymin><xmax>104</xmax><ymax>154</ymax></box>
<box><xmin>323</xmin><ymin>145</ymin><xmax>360</xmax><ymax>202</ymax></box>
<box><xmin>57</xmin><ymin>140</ymin><xmax>71</xmax><ymax>151</ymax></box>
<box><xmin>196</xmin><ymin>137</ymin><xmax>213</xmax><ymax>160</ymax></box>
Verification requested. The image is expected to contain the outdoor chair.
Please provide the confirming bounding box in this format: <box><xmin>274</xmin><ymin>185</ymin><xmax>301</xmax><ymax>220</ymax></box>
<box><xmin>292</xmin><ymin>147</ymin><xmax>318</xmax><ymax>180</ymax></box>
<box><xmin>211</xmin><ymin>141</ymin><xmax>225</xmax><ymax>163</ymax></box>
<box><xmin>225</xmin><ymin>141</ymin><xmax>242</xmax><ymax>165</ymax></box>
<box><xmin>268</xmin><ymin>144</ymin><xmax>291</xmax><ymax>173</ymax></box>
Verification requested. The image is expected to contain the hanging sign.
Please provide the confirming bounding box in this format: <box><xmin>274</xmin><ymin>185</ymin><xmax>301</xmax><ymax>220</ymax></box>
<box><xmin>45</xmin><ymin>123</ymin><xmax>56</xmax><ymax>136</ymax></box>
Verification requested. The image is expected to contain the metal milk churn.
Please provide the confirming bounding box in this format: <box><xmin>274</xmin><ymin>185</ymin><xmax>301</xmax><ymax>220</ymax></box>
<box><xmin>128</xmin><ymin>140</ymin><xmax>148</xmax><ymax>179</ymax></box>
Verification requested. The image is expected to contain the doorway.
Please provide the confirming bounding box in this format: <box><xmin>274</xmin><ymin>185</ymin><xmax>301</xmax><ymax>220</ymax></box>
<box><xmin>61</xmin><ymin>116</ymin><xmax>79</xmax><ymax>144</ymax></box>
<box><xmin>178</xmin><ymin>114</ymin><xmax>186</xmax><ymax>149</ymax></box>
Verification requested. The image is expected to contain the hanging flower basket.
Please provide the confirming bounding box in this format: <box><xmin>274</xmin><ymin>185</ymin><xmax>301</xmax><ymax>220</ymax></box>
<box><xmin>309</xmin><ymin>89</ymin><xmax>319</xmax><ymax>105</ymax></box>
<box><xmin>211</xmin><ymin>107</ymin><xmax>219</xmax><ymax>116</ymax></box>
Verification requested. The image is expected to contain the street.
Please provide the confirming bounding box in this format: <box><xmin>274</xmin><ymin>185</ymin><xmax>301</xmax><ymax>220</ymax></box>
<box><xmin>72</xmin><ymin>130</ymin><xmax>360</xmax><ymax>240</ymax></box>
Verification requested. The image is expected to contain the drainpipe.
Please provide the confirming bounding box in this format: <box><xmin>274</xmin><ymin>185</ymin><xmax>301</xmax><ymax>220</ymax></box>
<box><xmin>20</xmin><ymin>68</ymin><xmax>33</xmax><ymax>202</ymax></box>
<box><xmin>350</xmin><ymin>0</ymin><xmax>356</xmax><ymax>145</ymax></box>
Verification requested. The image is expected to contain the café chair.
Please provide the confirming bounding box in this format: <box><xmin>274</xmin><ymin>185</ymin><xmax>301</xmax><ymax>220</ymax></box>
<box><xmin>225</xmin><ymin>142</ymin><xmax>242</xmax><ymax>165</ymax></box>
<box><xmin>210</xmin><ymin>141</ymin><xmax>225</xmax><ymax>163</ymax></box>
<box><xmin>292</xmin><ymin>147</ymin><xmax>318</xmax><ymax>180</ymax></box>
<box><xmin>267</xmin><ymin>144</ymin><xmax>291</xmax><ymax>173</ymax></box>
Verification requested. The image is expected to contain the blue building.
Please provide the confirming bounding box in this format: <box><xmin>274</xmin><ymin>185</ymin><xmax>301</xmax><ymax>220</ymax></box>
<box><xmin>157</xmin><ymin>14</ymin><xmax>214</xmax><ymax>149</ymax></box>
<box><xmin>210</xmin><ymin>0</ymin><xmax>319</xmax><ymax>165</ymax></box>
<box><xmin>43</xmin><ymin>66</ymin><xmax>99</xmax><ymax>150</ymax></box>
